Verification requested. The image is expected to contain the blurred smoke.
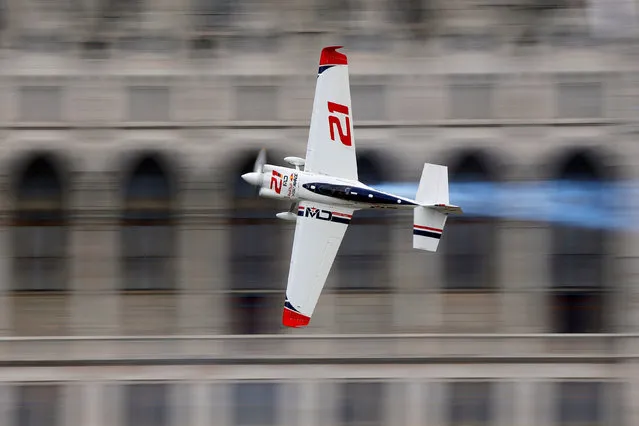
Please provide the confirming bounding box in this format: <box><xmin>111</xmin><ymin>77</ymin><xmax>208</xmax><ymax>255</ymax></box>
<box><xmin>376</xmin><ymin>180</ymin><xmax>637</xmax><ymax>230</ymax></box>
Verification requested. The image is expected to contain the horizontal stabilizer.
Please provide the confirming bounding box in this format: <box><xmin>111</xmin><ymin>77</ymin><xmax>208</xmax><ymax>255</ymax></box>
<box><xmin>413</xmin><ymin>206</ymin><xmax>447</xmax><ymax>252</ymax></box>
<box><xmin>427</xmin><ymin>203</ymin><xmax>463</xmax><ymax>214</ymax></box>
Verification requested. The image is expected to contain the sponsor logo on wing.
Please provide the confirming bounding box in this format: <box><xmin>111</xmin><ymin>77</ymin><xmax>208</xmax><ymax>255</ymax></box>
<box><xmin>297</xmin><ymin>206</ymin><xmax>352</xmax><ymax>224</ymax></box>
<box><xmin>413</xmin><ymin>224</ymin><xmax>443</xmax><ymax>239</ymax></box>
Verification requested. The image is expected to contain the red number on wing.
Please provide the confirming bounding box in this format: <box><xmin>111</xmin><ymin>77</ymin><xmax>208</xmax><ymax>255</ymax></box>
<box><xmin>328</xmin><ymin>101</ymin><xmax>349</xmax><ymax>115</ymax></box>
<box><xmin>327</xmin><ymin>101</ymin><xmax>352</xmax><ymax>147</ymax></box>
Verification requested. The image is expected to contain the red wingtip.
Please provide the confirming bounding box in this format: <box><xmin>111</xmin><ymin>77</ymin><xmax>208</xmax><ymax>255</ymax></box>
<box><xmin>283</xmin><ymin>308</ymin><xmax>311</xmax><ymax>328</ymax></box>
<box><xmin>319</xmin><ymin>46</ymin><xmax>347</xmax><ymax>66</ymax></box>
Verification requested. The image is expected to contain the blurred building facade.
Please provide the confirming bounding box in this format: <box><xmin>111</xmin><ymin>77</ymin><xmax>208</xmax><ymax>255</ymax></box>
<box><xmin>0</xmin><ymin>0</ymin><xmax>635</xmax><ymax>425</ymax></box>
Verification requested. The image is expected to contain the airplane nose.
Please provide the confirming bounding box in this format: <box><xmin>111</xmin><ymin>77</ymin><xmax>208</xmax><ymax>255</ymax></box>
<box><xmin>241</xmin><ymin>172</ymin><xmax>262</xmax><ymax>186</ymax></box>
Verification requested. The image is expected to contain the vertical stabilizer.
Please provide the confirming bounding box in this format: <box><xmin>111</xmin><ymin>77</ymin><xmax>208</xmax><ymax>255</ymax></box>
<box><xmin>413</xmin><ymin>163</ymin><xmax>462</xmax><ymax>252</ymax></box>
<box><xmin>416</xmin><ymin>163</ymin><xmax>449</xmax><ymax>205</ymax></box>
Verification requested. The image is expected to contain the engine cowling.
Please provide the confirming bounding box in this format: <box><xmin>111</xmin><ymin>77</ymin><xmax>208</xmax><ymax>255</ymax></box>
<box><xmin>258</xmin><ymin>187</ymin><xmax>287</xmax><ymax>200</ymax></box>
<box><xmin>257</xmin><ymin>165</ymin><xmax>300</xmax><ymax>201</ymax></box>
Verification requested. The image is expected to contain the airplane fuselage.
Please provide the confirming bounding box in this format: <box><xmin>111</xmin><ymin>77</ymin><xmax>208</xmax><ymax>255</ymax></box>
<box><xmin>242</xmin><ymin>164</ymin><xmax>420</xmax><ymax>211</ymax></box>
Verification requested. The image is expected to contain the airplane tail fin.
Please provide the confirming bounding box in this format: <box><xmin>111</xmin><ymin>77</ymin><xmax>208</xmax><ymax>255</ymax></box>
<box><xmin>413</xmin><ymin>163</ymin><xmax>463</xmax><ymax>252</ymax></box>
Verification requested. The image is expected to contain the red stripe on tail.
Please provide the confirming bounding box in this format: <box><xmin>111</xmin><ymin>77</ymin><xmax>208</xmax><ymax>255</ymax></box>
<box><xmin>414</xmin><ymin>224</ymin><xmax>443</xmax><ymax>233</ymax></box>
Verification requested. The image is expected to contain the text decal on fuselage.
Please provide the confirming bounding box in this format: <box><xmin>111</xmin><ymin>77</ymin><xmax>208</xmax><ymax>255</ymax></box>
<box><xmin>270</xmin><ymin>170</ymin><xmax>283</xmax><ymax>194</ymax></box>
<box><xmin>270</xmin><ymin>170</ymin><xmax>298</xmax><ymax>197</ymax></box>
<box><xmin>287</xmin><ymin>173</ymin><xmax>298</xmax><ymax>197</ymax></box>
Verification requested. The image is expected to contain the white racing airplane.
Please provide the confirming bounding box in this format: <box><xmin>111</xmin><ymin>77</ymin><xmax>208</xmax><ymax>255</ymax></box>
<box><xmin>241</xmin><ymin>46</ymin><xmax>462</xmax><ymax>328</ymax></box>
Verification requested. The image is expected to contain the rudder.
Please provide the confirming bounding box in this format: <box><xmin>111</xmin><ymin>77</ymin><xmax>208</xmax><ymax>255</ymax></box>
<box><xmin>416</xmin><ymin>163</ymin><xmax>449</xmax><ymax>205</ymax></box>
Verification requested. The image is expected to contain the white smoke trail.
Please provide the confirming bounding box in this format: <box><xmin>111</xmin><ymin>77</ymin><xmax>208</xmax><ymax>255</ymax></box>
<box><xmin>373</xmin><ymin>181</ymin><xmax>639</xmax><ymax>231</ymax></box>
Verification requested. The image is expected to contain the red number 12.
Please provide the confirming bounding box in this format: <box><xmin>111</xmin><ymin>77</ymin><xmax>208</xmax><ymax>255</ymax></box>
<box><xmin>327</xmin><ymin>101</ymin><xmax>352</xmax><ymax>147</ymax></box>
<box><xmin>270</xmin><ymin>170</ymin><xmax>282</xmax><ymax>194</ymax></box>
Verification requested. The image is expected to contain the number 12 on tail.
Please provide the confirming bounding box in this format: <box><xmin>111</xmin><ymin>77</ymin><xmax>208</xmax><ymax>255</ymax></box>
<box><xmin>327</xmin><ymin>101</ymin><xmax>352</xmax><ymax>147</ymax></box>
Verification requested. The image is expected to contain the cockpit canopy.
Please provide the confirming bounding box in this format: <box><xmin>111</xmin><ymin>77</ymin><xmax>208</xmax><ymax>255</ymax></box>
<box><xmin>303</xmin><ymin>183</ymin><xmax>351</xmax><ymax>198</ymax></box>
<box><xmin>302</xmin><ymin>183</ymin><xmax>415</xmax><ymax>206</ymax></box>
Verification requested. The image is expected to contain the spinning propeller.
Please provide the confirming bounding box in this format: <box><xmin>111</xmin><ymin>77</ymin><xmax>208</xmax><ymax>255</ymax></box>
<box><xmin>254</xmin><ymin>148</ymin><xmax>266</xmax><ymax>174</ymax></box>
<box><xmin>241</xmin><ymin>148</ymin><xmax>267</xmax><ymax>190</ymax></box>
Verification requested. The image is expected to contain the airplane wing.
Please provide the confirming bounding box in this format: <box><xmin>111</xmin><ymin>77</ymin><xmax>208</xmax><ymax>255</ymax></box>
<box><xmin>304</xmin><ymin>46</ymin><xmax>358</xmax><ymax>181</ymax></box>
<box><xmin>283</xmin><ymin>200</ymin><xmax>354</xmax><ymax>327</ymax></box>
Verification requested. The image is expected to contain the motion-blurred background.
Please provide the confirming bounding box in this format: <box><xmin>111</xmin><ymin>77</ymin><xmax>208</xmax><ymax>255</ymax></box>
<box><xmin>0</xmin><ymin>0</ymin><xmax>636</xmax><ymax>425</ymax></box>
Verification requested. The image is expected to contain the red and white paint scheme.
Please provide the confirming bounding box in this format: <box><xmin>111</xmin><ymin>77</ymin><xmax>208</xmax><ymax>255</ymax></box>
<box><xmin>241</xmin><ymin>46</ymin><xmax>463</xmax><ymax>328</ymax></box>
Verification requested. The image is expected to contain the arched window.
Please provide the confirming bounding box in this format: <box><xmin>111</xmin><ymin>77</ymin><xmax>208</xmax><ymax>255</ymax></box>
<box><xmin>12</xmin><ymin>156</ymin><xmax>67</xmax><ymax>291</ymax></box>
<box><xmin>443</xmin><ymin>152</ymin><xmax>498</xmax><ymax>290</ymax></box>
<box><xmin>229</xmin><ymin>152</ymin><xmax>284</xmax><ymax>334</ymax></box>
<box><xmin>337</xmin><ymin>153</ymin><xmax>391</xmax><ymax>290</ymax></box>
<box><xmin>551</xmin><ymin>151</ymin><xmax>607</xmax><ymax>333</ymax></box>
<box><xmin>121</xmin><ymin>156</ymin><xmax>175</xmax><ymax>291</ymax></box>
